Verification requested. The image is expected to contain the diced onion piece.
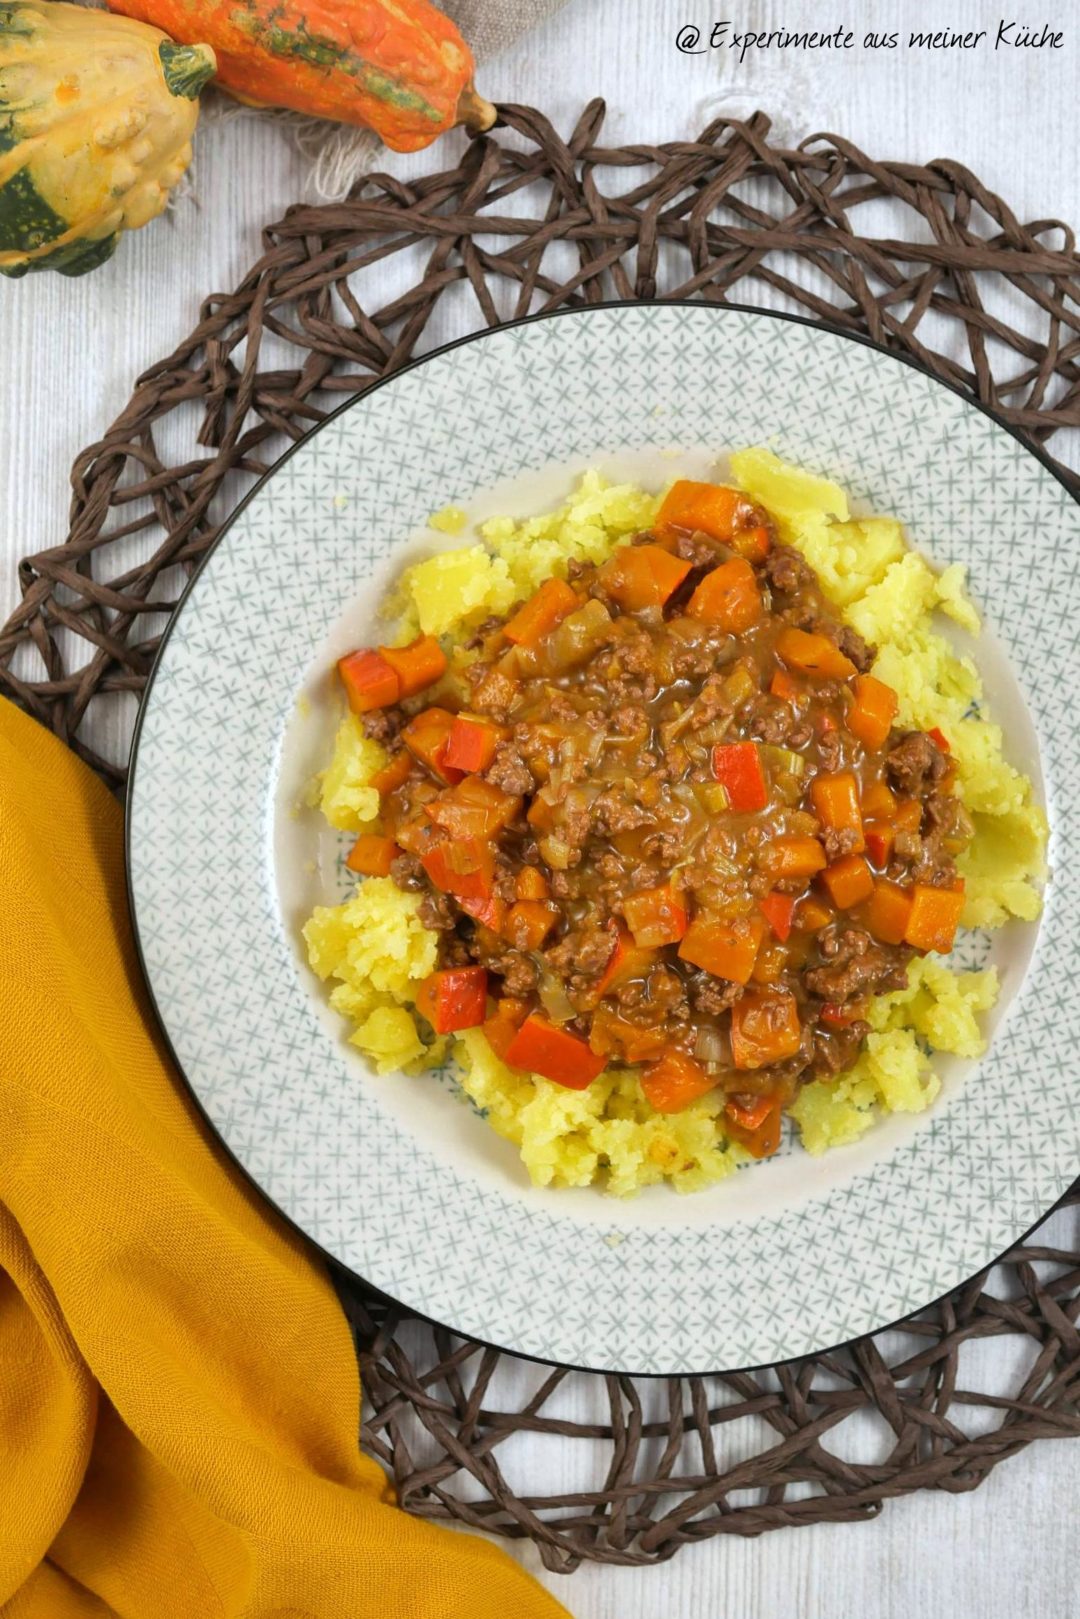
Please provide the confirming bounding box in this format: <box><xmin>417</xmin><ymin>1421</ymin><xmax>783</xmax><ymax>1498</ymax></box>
<box><xmin>695</xmin><ymin>783</ymin><xmax>730</xmax><ymax>815</ymax></box>
<box><xmin>759</xmin><ymin>745</ymin><xmax>806</xmax><ymax>777</ymax></box>
<box><xmin>538</xmin><ymin>834</ymin><xmax>574</xmax><ymax>870</ymax></box>
<box><xmin>533</xmin><ymin>960</ymin><xmax>576</xmax><ymax>1025</ymax></box>
<box><xmin>544</xmin><ymin>599</ymin><xmax>614</xmax><ymax>672</ymax></box>
<box><xmin>692</xmin><ymin>1025</ymin><xmax>730</xmax><ymax>1067</ymax></box>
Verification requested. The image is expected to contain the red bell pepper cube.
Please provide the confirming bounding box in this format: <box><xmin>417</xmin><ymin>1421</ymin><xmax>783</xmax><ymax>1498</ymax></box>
<box><xmin>724</xmin><ymin>1088</ymin><xmax>783</xmax><ymax>1157</ymax></box>
<box><xmin>819</xmin><ymin>1001</ymin><xmax>867</xmax><ymax>1028</ymax></box>
<box><xmin>415</xmin><ymin>967</ymin><xmax>488</xmax><ymax>1034</ymax></box>
<box><xmin>424</xmin><ymin>776</ymin><xmax>520</xmax><ymax>839</ymax></box>
<box><xmin>442</xmin><ymin>715</ymin><xmax>501</xmax><ymax>774</ymax></box>
<box><xmin>594</xmin><ymin>924</ymin><xmax>657</xmax><ymax>1000</ymax></box>
<box><xmin>420</xmin><ymin>837</ymin><xmax>495</xmax><ymax>903</ymax></box>
<box><xmin>400</xmin><ymin>707</ymin><xmax>463</xmax><ymax>785</ymax></box>
<box><xmin>864</xmin><ymin>823</ymin><xmax>895</xmax><ymax>869</ymax></box>
<box><xmin>337</xmin><ymin>648</ymin><xmax>400</xmax><ymax>713</ymax></box>
<box><xmin>504</xmin><ymin>1014</ymin><xmax>606</xmax><ymax>1089</ymax></box>
<box><xmin>712</xmin><ymin>741</ymin><xmax>768</xmax><ymax>813</ymax></box>
<box><xmin>758</xmin><ymin>891</ymin><xmax>796</xmax><ymax>942</ymax></box>
<box><xmin>458</xmin><ymin>892</ymin><xmax>508</xmax><ymax>934</ymax></box>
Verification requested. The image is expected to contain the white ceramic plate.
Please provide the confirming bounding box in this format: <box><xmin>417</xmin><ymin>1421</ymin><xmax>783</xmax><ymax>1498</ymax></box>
<box><xmin>127</xmin><ymin>305</ymin><xmax>1080</xmax><ymax>1375</ymax></box>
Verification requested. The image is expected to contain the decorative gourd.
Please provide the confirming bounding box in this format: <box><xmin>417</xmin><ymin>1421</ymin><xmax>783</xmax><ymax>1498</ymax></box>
<box><xmin>0</xmin><ymin>2</ymin><xmax>216</xmax><ymax>277</ymax></box>
<box><xmin>105</xmin><ymin>0</ymin><xmax>496</xmax><ymax>153</ymax></box>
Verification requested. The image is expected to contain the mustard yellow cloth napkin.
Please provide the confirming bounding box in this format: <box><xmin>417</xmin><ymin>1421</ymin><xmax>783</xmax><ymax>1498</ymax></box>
<box><xmin>0</xmin><ymin>698</ymin><xmax>570</xmax><ymax>1619</ymax></box>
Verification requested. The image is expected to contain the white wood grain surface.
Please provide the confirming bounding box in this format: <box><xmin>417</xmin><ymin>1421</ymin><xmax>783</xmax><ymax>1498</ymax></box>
<box><xmin>2</xmin><ymin>2</ymin><xmax>1077</xmax><ymax>1613</ymax></box>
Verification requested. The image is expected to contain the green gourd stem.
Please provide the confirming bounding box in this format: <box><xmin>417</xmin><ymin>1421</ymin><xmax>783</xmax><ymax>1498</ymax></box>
<box><xmin>158</xmin><ymin>40</ymin><xmax>216</xmax><ymax>99</ymax></box>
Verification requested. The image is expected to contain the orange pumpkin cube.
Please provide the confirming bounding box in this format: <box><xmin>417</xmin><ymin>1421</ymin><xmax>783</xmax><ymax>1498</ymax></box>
<box><xmin>820</xmin><ymin>854</ymin><xmax>874</xmax><ymax>910</ymax></box>
<box><xmin>904</xmin><ymin>883</ymin><xmax>965</xmax><ymax>954</ymax></box>
<box><xmin>678</xmin><ymin>913</ymin><xmax>765</xmax><ymax>985</ymax></box>
<box><xmin>730</xmin><ymin>991</ymin><xmax>802</xmax><ymax>1070</ymax></box>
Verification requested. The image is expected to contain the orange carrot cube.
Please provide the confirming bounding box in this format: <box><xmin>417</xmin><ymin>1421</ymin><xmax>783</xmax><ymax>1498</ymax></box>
<box><xmin>504</xmin><ymin>578</ymin><xmax>579</xmax><ymax>647</ymax></box>
<box><xmin>775</xmin><ymin>626</ymin><xmax>857</xmax><ymax>680</ymax></box>
<box><xmin>442</xmin><ymin>715</ymin><xmax>501</xmax><ymax>774</ymax></box>
<box><xmin>600</xmin><ymin>543</ymin><xmax>692</xmax><ymax>610</ymax></box>
<box><xmin>810</xmin><ymin>771</ymin><xmax>865</xmax><ymax>852</ymax></box>
<box><xmin>378</xmin><ymin>634</ymin><xmax>447</xmax><ymax>700</ymax></box>
<box><xmin>686</xmin><ymin>557</ymin><xmax>762</xmax><ymax>633</ymax></box>
<box><xmin>655</xmin><ymin>480</ymin><xmax>741</xmax><ymax>541</ymax></box>
<box><xmin>847</xmin><ymin>674</ymin><xmax>898</xmax><ymax>751</ymax></box>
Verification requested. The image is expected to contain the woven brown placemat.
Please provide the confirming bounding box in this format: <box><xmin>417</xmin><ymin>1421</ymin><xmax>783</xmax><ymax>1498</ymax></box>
<box><xmin>3</xmin><ymin>102</ymin><xmax>1079</xmax><ymax>1571</ymax></box>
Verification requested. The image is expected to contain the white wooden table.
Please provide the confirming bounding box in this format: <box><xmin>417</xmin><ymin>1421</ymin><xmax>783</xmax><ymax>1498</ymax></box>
<box><xmin>3</xmin><ymin>2</ymin><xmax>1078</xmax><ymax>1613</ymax></box>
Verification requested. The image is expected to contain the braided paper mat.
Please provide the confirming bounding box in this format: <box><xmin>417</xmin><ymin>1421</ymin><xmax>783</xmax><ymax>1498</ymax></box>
<box><xmin>3</xmin><ymin>103</ymin><xmax>1080</xmax><ymax>1570</ymax></box>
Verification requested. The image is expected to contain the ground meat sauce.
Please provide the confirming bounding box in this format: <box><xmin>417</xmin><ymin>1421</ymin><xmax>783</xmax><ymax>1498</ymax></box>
<box><xmin>341</xmin><ymin>479</ymin><xmax>974</xmax><ymax>1158</ymax></box>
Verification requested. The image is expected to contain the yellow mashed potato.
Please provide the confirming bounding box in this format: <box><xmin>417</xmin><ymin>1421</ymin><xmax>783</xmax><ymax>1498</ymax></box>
<box><xmin>302</xmin><ymin>452</ymin><xmax>1047</xmax><ymax>1194</ymax></box>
